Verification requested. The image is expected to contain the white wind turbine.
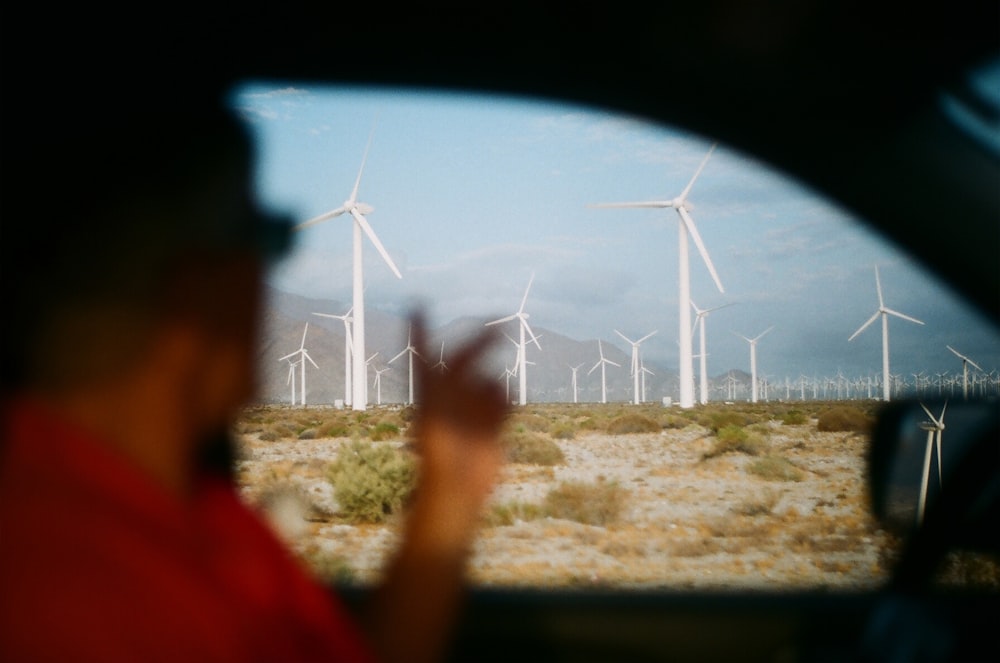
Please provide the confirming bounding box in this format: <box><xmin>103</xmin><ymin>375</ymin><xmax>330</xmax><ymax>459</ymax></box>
<box><xmin>640</xmin><ymin>362</ymin><xmax>655</xmax><ymax>403</ymax></box>
<box><xmin>279</xmin><ymin>323</ymin><xmax>319</xmax><ymax>407</ymax></box>
<box><xmin>848</xmin><ymin>265</ymin><xmax>924</xmax><ymax>402</ymax></box>
<box><xmin>313</xmin><ymin>308</ymin><xmax>353</xmax><ymax>407</ymax></box>
<box><xmin>485</xmin><ymin>273</ymin><xmax>542</xmax><ymax>406</ymax></box>
<box><xmin>284</xmin><ymin>359</ymin><xmax>297</xmax><ymax>406</ymax></box>
<box><xmin>569</xmin><ymin>363</ymin><xmax>584</xmax><ymax>404</ymax></box>
<box><xmin>389</xmin><ymin>324</ymin><xmax>421</xmax><ymax>405</ymax></box>
<box><xmin>590</xmin><ymin>143</ymin><xmax>724</xmax><ymax>409</ymax></box>
<box><xmin>733</xmin><ymin>327</ymin><xmax>773</xmax><ymax>404</ymax></box>
<box><xmin>296</xmin><ymin>127</ymin><xmax>402</xmax><ymax>411</ymax></box>
<box><xmin>916</xmin><ymin>401</ymin><xmax>947</xmax><ymax>524</ymax></box>
<box><xmin>588</xmin><ymin>340</ymin><xmax>620</xmax><ymax>404</ymax></box>
<box><xmin>946</xmin><ymin>345</ymin><xmax>983</xmax><ymax>401</ymax></box>
<box><xmin>372</xmin><ymin>366</ymin><xmax>390</xmax><ymax>406</ymax></box>
<box><xmin>691</xmin><ymin>300</ymin><xmax>734</xmax><ymax>405</ymax></box>
<box><xmin>614</xmin><ymin>329</ymin><xmax>658</xmax><ymax>405</ymax></box>
<box><xmin>432</xmin><ymin>341</ymin><xmax>448</xmax><ymax>374</ymax></box>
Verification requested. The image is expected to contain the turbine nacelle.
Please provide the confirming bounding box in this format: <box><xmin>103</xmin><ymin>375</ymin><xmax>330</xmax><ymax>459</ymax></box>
<box><xmin>353</xmin><ymin>202</ymin><xmax>374</xmax><ymax>215</ymax></box>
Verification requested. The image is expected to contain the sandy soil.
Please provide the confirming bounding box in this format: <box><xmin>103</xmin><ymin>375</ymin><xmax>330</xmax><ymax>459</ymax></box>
<box><xmin>236</xmin><ymin>415</ymin><xmax>897</xmax><ymax>592</ymax></box>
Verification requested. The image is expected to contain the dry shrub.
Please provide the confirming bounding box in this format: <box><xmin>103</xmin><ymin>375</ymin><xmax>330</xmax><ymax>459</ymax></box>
<box><xmin>706</xmin><ymin>410</ymin><xmax>753</xmax><ymax>432</ymax></box>
<box><xmin>368</xmin><ymin>421</ymin><xmax>401</xmax><ymax>441</ymax></box>
<box><xmin>748</xmin><ymin>455</ymin><xmax>804</xmax><ymax>482</ymax></box>
<box><xmin>298</xmin><ymin>428</ymin><xmax>318</xmax><ymax>440</ymax></box>
<box><xmin>258</xmin><ymin>429</ymin><xmax>278</xmax><ymax>442</ymax></box>
<box><xmin>509</xmin><ymin>412</ymin><xmax>551</xmax><ymax>433</ymax></box>
<box><xmin>734</xmin><ymin>491</ymin><xmax>779</xmax><ymax>516</ymax></box>
<box><xmin>503</xmin><ymin>430</ymin><xmax>565</xmax><ymax>465</ymax></box>
<box><xmin>327</xmin><ymin>440</ymin><xmax>416</xmax><ymax>523</ymax></box>
<box><xmin>548</xmin><ymin>422</ymin><xmax>577</xmax><ymax>440</ymax></box>
<box><xmin>704</xmin><ymin>425</ymin><xmax>767</xmax><ymax>459</ymax></box>
<box><xmin>543</xmin><ymin>479</ymin><xmax>628</xmax><ymax>526</ymax></box>
<box><xmin>605</xmin><ymin>414</ymin><xmax>660</xmax><ymax>435</ymax></box>
<box><xmin>817</xmin><ymin>406</ymin><xmax>872</xmax><ymax>433</ymax></box>
<box><xmin>485</xmin><ymin>501</ymin><xmax>545</xmax><ymax>527</ymax></box>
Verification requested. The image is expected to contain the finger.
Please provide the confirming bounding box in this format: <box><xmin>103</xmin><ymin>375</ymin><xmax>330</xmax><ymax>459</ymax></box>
<box><xmin>446</xmin><ymin>325</ymin><xmax>502</xmax><ymax>378</ymax></box>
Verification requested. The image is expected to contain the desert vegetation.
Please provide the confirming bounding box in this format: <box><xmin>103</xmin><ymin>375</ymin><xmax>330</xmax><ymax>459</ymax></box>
<box><xmin>234</xmin><ymin>399</ymin><xmax>995</xmax><ymax>590</ymax></box>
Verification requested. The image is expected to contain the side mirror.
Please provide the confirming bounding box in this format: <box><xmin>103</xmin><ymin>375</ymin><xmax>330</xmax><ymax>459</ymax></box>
<box><xmin>868</xmin><ymin>398</ymin><xmax>999</xmax><ymax>587</ymax></box>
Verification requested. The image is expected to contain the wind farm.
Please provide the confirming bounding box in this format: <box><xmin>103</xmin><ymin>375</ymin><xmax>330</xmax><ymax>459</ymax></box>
<box><xmin>235</xmin><ymin>86</ymin><xmax>998</xmax><ymax>410</ymax></box>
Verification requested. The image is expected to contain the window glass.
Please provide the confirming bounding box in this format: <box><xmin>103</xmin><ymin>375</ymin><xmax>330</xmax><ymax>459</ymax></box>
<box><xmin>229</xmin><ymin>84</ymin><xmax>999</xmax><ymax>590</ymax></box>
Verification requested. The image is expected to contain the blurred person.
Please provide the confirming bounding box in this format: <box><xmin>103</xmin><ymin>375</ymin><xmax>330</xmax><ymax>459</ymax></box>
<box><xmin>0</xmin><ymin>83</ymin><xmax>509</xmax><ymax>663</ymax></box>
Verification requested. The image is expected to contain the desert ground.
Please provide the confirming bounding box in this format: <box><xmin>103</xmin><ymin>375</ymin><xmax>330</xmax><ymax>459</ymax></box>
<box><xmin>233</xmin><ymin>401</ymin><xmax>996</xmax><ymax>592</ymax></box>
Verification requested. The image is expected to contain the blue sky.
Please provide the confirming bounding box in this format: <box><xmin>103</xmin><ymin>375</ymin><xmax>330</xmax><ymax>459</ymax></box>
<box><xmin>230</xmin><ymin>83</ymin><xmax>998</xmax><ymax>384</ymax></box>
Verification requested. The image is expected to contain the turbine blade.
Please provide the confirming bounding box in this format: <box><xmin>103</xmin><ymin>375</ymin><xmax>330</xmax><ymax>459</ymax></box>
<box><xmin>522</xmin><ymin>318</ymin><xmax>542</xmax><ymax>350</ymax></box>
<box><xmin>874</xmin><ymin>265</ymin><xmax>884</xmax><ymax>308</ymax></box>
<box><xmin>678</xmin><ymin>142</ymin><xmax>717</xmax><ymax>201</ymax></box>
<box><xmin>614</xmin><ymin>329</ymin><xmax>634</xmax><ymax>344</ymax></box>
<box><xmin>389</xmin><ymin>348</ymin><xmax>407</xmax><ymax>363</ymax></box>
<box><xmin>278</xmin><ymin>351</ymin><xmax>298</xmax><ymax>362</ymax></box>
<box><xmin>849</xmin><ymin>311</ymin><xmax>880</xmax><ymax>341</ymax></box>
<box><xmin>519</xmin><ymin>272</ymin><xmax>535</xmax><ymax>313</ymax></box>
<box><xmin>678</xmin><ymin>207</ymin><xmax>724</xmax><ymax>293</ymax></box>
<box><xmin>606</xmin><ymin>359</ymin><xmax>621</xmax><ymax>367</ymax></box>
<box><xmin>300</xmin><ymin>323</ymin><xmax>309</xmax><ymax>349</ymax></box>
<box><xmin>588</xmin><ymin>200</ymin><xmax>673</xmax><ymax>209</ymax></box>
<box><xmin>351</xmin><ymin>209</ymin><xmax>402</xmax><ymax>279</ymax></box>
<box><xmin>303</xmin><ymin>350</ymin><xmax>319</xmax><ymax>369</ymax></box>
<box><xmin>883</xmin><ymin>308</ymin><xmax>925</xmax><ymax>325</ymax></box>
<box><xmin>486</xmin><ymin>314</ymin><xmax>518</xmax><ymax>326</ymax></box>
<box><xmin>296</xmin><ymin>206</ymin><xmax>346</xmax><ymax>230</ymax></box>
<box><xmin>753</xmin><ymin>326</ymin><xmax>774</xmax><ymax>342</ymax></box>
<box><xmin>350</xmin><ymin>124</ymin><xmax>376</xmax><ymax>204</ymax></box>
<box><xmin>588</xmin><ymin>362</ymin><xmax>600</xmax><ymax>375</ymax></box>
<box><xmin>637</xmin><ymin>330</ymin><xmax>658</xmax><ymax>344</ymax></box>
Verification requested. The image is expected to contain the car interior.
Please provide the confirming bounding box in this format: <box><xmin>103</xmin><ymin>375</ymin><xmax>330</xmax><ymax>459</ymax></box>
<box><xmin>7</xmin><ymin>2</ymin><xmax>998</xmax><ymax>661</ymax></box>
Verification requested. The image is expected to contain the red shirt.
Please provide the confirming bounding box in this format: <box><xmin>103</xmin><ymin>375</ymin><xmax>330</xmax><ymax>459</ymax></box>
<box><xmin>0</xmin><ymin>399</ymin><xmax>378</xmax><ymax>663</ymax></box>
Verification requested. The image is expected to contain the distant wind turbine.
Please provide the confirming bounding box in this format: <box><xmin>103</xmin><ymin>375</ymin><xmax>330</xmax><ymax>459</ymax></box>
<box><xmin>432</xmin><ymin>341</ymin><xmax>448</xmax><ymax>374</ymax></box>
<box><xmin>295</xmin><ymin>125</ymin><xmax>402</xmax><ymax>411</ymax></box>
<box><xmin>946</xmin><ymin>345</ymin><xmax>983</xmax><ymax>401</ymax></box>
<box><xmin>588</xmin><ymin>340</ymin><xmax>620</xmax><ymax>404</ymax></box>
<box><xmin>279</xmin><ymin>323</ymin><xmax>319</xmax><ymax>407</ymax></box>
<box><xmin>590</xmin><ymin>143</ymin><xmax>724</xmax><ymax>408</ymax></box>
<box><xmin>917</xmin><ymin>401</ymin><xmax>947</xmax><ymax>524</ymax></box>
<box><xmin>614</xmin><ymin>329</ymin><xmax>657</xmax><ymax>405</ymax></box>
<box><xmin>284</xmin><ymin>359</ymin><xmax>297</xmax><ymax>406</ymax></box>
<box><xmin>372</xmin><ymin>366</ymin><xmax>390</xmax><ymax>406</ymax></box>
<box><xmin>389</xmin><ymin>324</ymin><xmax>421</xmax><ymax>405</ymax></box>
<box><xmin>640</xmin><ymin>362</ymin><xmax>655</xmax><ymax>403</ymax></box>
<box><xmin>691</xmin><ymin>300</ymin><xmax>734</xmax><ymax>405</ymax></box>
<box><xmin>848</xmin><ymin>265</ymin><xmax>924</xmax><ymax>402</ymax></box>
<box><xmin>485</xmin><ymin>273</ymin><xmax>542</xmax><ymax>406</ymax></box>
<box><xmin>313</xmin><ymin>308</ymin><xmax>353</xmax><ymax>407</ymax></box>
<box><xmin>733</xmin><ymin>327</ymin><xmax>773</xmax><ymax>404</ymax></box>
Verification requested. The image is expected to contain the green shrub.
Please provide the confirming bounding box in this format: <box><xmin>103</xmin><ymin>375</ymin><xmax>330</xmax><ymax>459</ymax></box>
<box><xmin>748</xmin><ymin>456</ymin><xmax>804</xmax><ymax>482</ymax></box>
<box><xmin>817</xmin><ymin>406</ymin><xmax>872</xmax><ymax>433</ymax></box>
<box><xmin>368</xmin><ymin>421</ymin><xmax>401</xmax><ymax>442</ymax></box>
<box><xmin>780</xmin><ymin>410</ymin><xmax>809</xmax><ymax>426</ymax></box>
<box><xmin>319</xmin><ymin>422</ymin><xmax>352</xmax><ymax>438</ymax></box>
<box><xmin>706</xmin><ymin>410</ymin><xmax>751</xmax><ymax>432</ymax></box>
<box><xmin>327</xmin><ymin>440</ymin><xmax>416</xmax><ymax>523</ymax></box>
<box><xmin>543</xmin><ymin>479</ymin><xmax>628</xmax><ymax>526</ymax></box>
<box><xmin>503</xmin><ymin>430</ymin><xmax>565</xmax><ymax>465</ymax></box>
<box><xmin>605</xmin><ymin>414</ymin><xmax>660</xmax><ymax>435</ymax></box>
<box><xmin>485</xmin><ymin>501</ymin><xmax>545</xmax><ymax>527</ymax></box>
<box><xmin>298</xmin><ymin>428</ymin><xmax>318</xmax><ymax>440</ymax></box>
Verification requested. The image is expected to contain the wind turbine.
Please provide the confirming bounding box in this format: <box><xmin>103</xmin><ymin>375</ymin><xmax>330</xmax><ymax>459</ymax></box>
<box><xmin>432</xmin><ymin>341</ymin><xmax>448</xmax><ymax>374</ymax></box>
<box><xmin>295</xmin><ymin>126</ymin><xmax>402</xmax><ymax>411</ymax></box>
<box><xmin>569</xmin><ymin>363</ymin><xmax>584</xmax><ymax>404</ymax></box>
<box><xmin>485</xmin><ymin>273</ymin><xmax>542</xmax><ymax>406</ymax></box>
<box><xmin>279</xmin><ymin>323</ymin><xmax>319</xmax><ymax>407</ymax></box>
<box><xmin>313</xmin><ymin>308</ymin><xmax>353</xmax><ymax>407</ymax></box>
<box><xmin>389</xmin><ymin>324</ymin><xmax>421</xmax><ymax>405</ymax></box>
<box><xmin>946</xmin><ymin>345</ymin><xmax>983</xmax><ymax>401</ymax></box>
<box><xmin>588</xmin><ymin>340</ymin><xmax>620</xmax><ymax>404</ymax></box>
<box><xmin>372</xmin><ymin>366</ymin><xmax>390</xmax><ymax>406</ymax></box>
<box><xmin>590</xmin><ymin>143</ymin><xmax>724</xmax><ymax>409</ymax></box>
<box><xmin>614</xmin><ymin>329</ymin><xmax>658</xmax><ymax>405</ymax></box>
<box><xmin>733</xmin><ymin>327</ymin><xmax>773</xmax><ymax>404</ymax></box>
<box><xmin>691</xmin><ymin>300</ymin><xmax>734</xmax><ymax>405</ymax></box>
<box><xmin>916</xmin><ymin>401</ymin><xmax>947</xmax><ymax>524</ymax></box>
<box><xmin>848</xmin><ymin>265</ymin><xmax>924</xmax><ymax>402</ymax></box>
<box><xmin>640</xmin><ymin>362</ymin><xmax>655</xmax><ymax>403</ymax></box>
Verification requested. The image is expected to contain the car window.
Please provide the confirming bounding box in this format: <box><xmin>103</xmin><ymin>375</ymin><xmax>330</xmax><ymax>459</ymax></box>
<box><xmin>228</xmin><ymin>83</ymin><xmax>999</xmax><ymax>591</ymax></box>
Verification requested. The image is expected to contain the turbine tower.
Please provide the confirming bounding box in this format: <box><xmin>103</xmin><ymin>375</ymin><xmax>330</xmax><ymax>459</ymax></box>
<box><xmin>614</xmin><ymin>329</ymin><xmax>657</xmax><ymax>405</ymax></box>
<box><xmin>389</xmin><ymin>324</ymin><xmax>421</xmax><ymax>405</ymax></box>
<box><xmin>590</xmin><ymin>143</ymin><xmax>724</xmax><ymax>409</ymax></box>
<box><xmin>569</xmin><ymin>363</ymin><xmax>584</xmax><ymax>404</ymax></box>
<box><xmin>313</xmin><ymin>308</ymin><xmax>353</xmax><ymax>407</ymax></box>
<box><xmin>588</xmin><ymin>340</ymin><xmax>620</xmax><ymax>404</ymax></box>
<box><xmin>279</xmin><ymin>323</ymin><xmax>319</xmax><ymax>407</ymax></box>
<box><xmin>691</xmin><ymin>300</ymin><xmax>734</xmax><ymax>405</ymax></box>
<box><xmin>485</xmin><ymin>273</ymin><xmax>542</xmax><ymax>406</ymax></box>
<box><xmin>734</xmin><ymin>327</ymin><xmax>773</xmax><ymax>404</ymax></box>
<box><xmin>848</xmin><ymin>265</ymin><xmax>924</xmax><ymax>402</ymax></box>
<box><xmin>946</xmin><ymin>345</ymin><xmax>983</xmax><ymax>401</ymax></box>
<box><xmin>296</xmin><ymin>127</ymin><xmax>402</xmax><ymax>411</ymax></box>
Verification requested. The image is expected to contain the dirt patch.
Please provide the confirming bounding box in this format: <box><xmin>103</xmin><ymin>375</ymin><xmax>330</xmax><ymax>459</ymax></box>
<box><xmin>235</xmin><ymin>406</ymin><xmax>894</xmax><ymax>591</ymax></box>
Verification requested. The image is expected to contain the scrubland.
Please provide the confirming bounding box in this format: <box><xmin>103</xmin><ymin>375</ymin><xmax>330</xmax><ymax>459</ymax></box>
<box><xmin>234</xmin><ymin>401</ymin><xmax>997</xmax><ymax>591</ymax></box>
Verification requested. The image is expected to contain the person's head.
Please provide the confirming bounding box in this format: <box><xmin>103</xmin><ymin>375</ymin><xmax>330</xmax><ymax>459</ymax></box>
<box><xmin>1</xmin><ymin>82</ymin><xmax>291</xmax><ymax>433</ymax></box>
